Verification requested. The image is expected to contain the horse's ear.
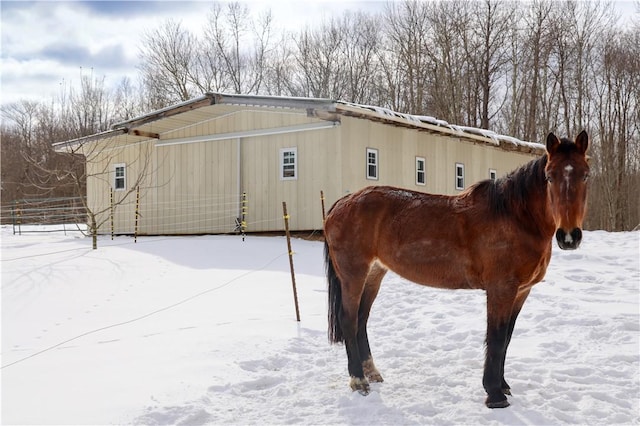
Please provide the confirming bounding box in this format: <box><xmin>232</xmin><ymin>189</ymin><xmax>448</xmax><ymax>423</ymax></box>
<box><xmin>575</xmin><ymin>130</ymin><xmax>588</xmax><ymax>154</ymax></box>
<box><xmin>546</xmin><ymin>132</ymin><xmax>560</xmax><ymax>155</ymax></box>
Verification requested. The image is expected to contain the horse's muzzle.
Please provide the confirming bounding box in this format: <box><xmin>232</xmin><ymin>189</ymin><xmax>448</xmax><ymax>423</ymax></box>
<box><xmin>555</xmin><ymin>228</ymin><xmax>582</xmax><ymax>250</ymax></box>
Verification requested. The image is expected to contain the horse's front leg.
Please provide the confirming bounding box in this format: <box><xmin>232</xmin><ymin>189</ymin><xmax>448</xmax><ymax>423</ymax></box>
<box><xmin>483</xmin><ymin>288</ymin><xmax>517</xmax><ymax>408</ymax></box>
<box><xmin>483</xmin><ymin>322</ymin><xmax>510</xmax><ymax>407</ymax></box>
<box><xmin>499</xmin><ymin>288</ymin><xmax>531</xmax><ymax>397</ymax></box>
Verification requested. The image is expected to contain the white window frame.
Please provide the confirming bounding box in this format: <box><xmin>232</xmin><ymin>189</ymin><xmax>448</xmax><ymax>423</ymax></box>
<box><xmin>114</xmin><ymin>163</ymin><xmax>126</xmax><ymax>191</ymax></box>
<box><xmin>416</xmin><ymin>156</ymin><xmax>426</xmax><ymax>186</ymax></box>
<box><xmin>280</xmin><ymin>147</ymin><xmax>297</xmax><ymax>180</ymax></box>
<box><xmin>489</xmin><ymin>168</ymin><xmax>497</xmax><ymax>181</ymax></box>
<box><xmin>455</xmin><ymin>163</ymin><xmax>465</xmax><ymax>190</ymax></box>
<box><xmin>366</xmin><ymin>148</ymin><xmax>378</xmax><ymax>180</ymax></box>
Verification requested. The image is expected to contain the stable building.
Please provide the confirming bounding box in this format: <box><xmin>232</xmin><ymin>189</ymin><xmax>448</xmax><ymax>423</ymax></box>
<box><xmin>54</xmin><ymin>92</ymin><xmax>544</xmax><ymax>235</ymax></box>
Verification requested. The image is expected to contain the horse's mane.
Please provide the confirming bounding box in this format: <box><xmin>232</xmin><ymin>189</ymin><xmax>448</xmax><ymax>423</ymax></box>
<box><xmin>471</xmin><ymin>138</ymin><xmax>587</xmax><ymax>218</ymax></box>
<box><xmin>472</xmin><ymin>154</ymin><xmax>548</xmax><ymax>217</ymax></box>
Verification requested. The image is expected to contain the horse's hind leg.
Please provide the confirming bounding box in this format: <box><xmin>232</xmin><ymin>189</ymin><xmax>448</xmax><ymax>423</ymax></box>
<box><xmin>358</xmin><ymin>262</ymin><xmax>387</xmax><ymax>383</ymax></box>
<box><xmin>340</xmin><ymin>299</ymin><xmax>369</xmax><ymax>393</ymax></box>
<box><xmin>335</xmin><ymin>260</ymin><xmax>374</xmax><ymax>394</ymax></box>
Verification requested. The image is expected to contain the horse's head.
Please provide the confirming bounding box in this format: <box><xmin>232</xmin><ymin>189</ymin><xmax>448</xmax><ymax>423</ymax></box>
<box><xmin>545</xmin><ymin>131</ymin><xmax>590</xmax><ymax>250</ymax></box>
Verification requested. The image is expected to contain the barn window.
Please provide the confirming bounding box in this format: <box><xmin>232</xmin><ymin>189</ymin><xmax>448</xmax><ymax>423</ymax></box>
<box><xmin>114</xmin><ymin>163</ymin><xmax>126</xmax><ymax>191</ymax></box>
<box><xmin>489</xmin><ymin>169</ymin><xmax>497</xmax><ymax>181</ymax></box>
<box><xmin>366</xmin><ymin>148</ymin><xmax>378</xmax><ymax>180</ymax></box>
<box><xmin>280</xmin><ymin>147</ymin><xmax>297</xmax><ymax>180</ymax></box>
<box><xmin>416</xmin><ymin>157</ymin><xmax>426</xmax><ymax>185</ymax></box>
<box><xmin>455</xmin><ymin>163</ymin><xmax>465</xmax><ymax>190</ymax></box>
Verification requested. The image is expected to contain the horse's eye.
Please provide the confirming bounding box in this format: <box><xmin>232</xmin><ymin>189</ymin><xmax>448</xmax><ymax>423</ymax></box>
<box><xmin>546</xmin><ymin>175</ymin><xmax>553</xmax><ymax>183</ymax></box>
<box><xmin>583</xmin><ymin>173</ymin><xmax>589</xmax><ymax>182</ymax></box>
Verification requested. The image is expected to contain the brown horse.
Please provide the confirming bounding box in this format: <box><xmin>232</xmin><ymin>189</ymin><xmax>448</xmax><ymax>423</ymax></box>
<box><xmin>324</xmin><ymin>131</ymin><xmax>589</xmax><ymax>408</ymax></box>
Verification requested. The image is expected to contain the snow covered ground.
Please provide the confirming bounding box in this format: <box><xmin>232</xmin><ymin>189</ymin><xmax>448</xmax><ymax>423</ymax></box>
<box><xmin>1</xmin><ymin>226</ymin><xmax>639</xmax><ymax>425</ymax></box>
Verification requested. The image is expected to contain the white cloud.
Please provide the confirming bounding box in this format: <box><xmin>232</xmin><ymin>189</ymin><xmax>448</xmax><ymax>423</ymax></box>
<box><xmin>1</xmin><ymin>1</ymin><xmax>388</xmax><ymax>105</ymax></box>
<box><xmin>0</xmin><ymin>1</ymin><xmax>211</xmax><ymax>105</ymax></box>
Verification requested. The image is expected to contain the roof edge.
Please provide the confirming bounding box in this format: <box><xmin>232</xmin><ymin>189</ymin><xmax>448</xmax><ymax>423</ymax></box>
<box><xmin>52</xmin><ymin>92</ymin><xmax>544</xmax><ymax>154</ymax></box>
<box><xmin>210</xmin><ymin>92</ymin><xmax>337</xmax><ymax>110</ymax></box>
<box><xmin>110</xmin><ymin>92</ymin><xmax>339</xmax><ymax>131</ymax></box>
<box><xmin>112</xmin><ymin>94</ymin><xmax>216</xmax><ymax>130</ymax></box>
<box><xmin>52</xmin><ymin>128</ymin><xmax>127</xmax><ymax>150</ymax></box>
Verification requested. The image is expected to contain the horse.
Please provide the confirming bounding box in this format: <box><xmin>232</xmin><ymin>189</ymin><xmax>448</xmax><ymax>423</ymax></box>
<box><xmin>323</xmin><ymin>131</ymin><xmax>589</xmax><ymax>408</ymax></box>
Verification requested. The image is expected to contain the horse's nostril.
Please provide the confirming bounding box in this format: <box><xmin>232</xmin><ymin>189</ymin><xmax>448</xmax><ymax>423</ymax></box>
<box><xmin>556</xmin><ymin>228</ymin><xmax>582</xmax><ymax>250</ymax></box>
<box><xmin>571</xmin><ymin>228</ymin><xmax>582</xmax><ymax>243</ymax></box>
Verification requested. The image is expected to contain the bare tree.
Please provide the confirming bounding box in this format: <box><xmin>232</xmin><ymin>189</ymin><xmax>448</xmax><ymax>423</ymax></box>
<box><xmin>53</xmin><ymin>137</ymin><xmax>152</xmax><ymax>249</ymax></box>
<box><xmin>1</xmin><ymin>99</ymin><xmax>84</xmax><ymax>231</ymax></box>
<box><xmin>201</xmin><ymin>2</ymin><xmax>276</xmax><ymax>94</ymax></box>
<box><xmin>205</xmin><ymin>2</ymin><xmax>249</xmax><ymax>93</ymax></box>
<box><xmin>548</xmin><ymin>1</ymin><xmax>615</xmax><ymax>137</ymax></box>
<box><xmin>424</xmin><ymin>0</ymin><xmax>473</xmax><ymax>123</ymax></box>
<box><xmin>497</xmin><ymin>0</ymin><xmax>555</xmax><ymax>142</ymax></box>
<box><xmin>138</xmin><ymin>19</ymin><xmax>197</xmax><ymax>105</ymax></box>
<box><xmin>113</xmin><ymin>77</ymin><xmax>146</xmax><ymax>122</ymax></box>
<box><xmin>588</xmin><ymin>26</ymin><xmax>640</xmax><ymax>230</ymax></box>
<box><xmin>470</xmin><ymin>0</ymin><xmax>515</xmax><ymax>129</ymax></box>
<box><xmin>292</xmin><ymin>17</ymin><xmax>347</xmax><ymax>98</ymax></box>
<box><xmin>1</xmin><ymin>119</ymin><xmax>34</xmax><ymax>203</ymax></box>
<box><xmin>261</xmin><ymin>30</ymin><xmax>298</xmax><ymax>96</ymax></box>
<box><xmin>381</xmin><ymin>0</ymin><xmax>431</xmax><ymax>114</ymax></box>
<box><xmin>289</xmin><ymin>11</ymin><xmax>381</xmax><ymax>102</ymax></box>
<box><xmin>68</xmin><ymin>69</ymin><xmax>115</xmax><ymax>136</ymax></box>
<box><xmin>521</xmin><ymin>0</ymin><xmax>554</xmax><ymax>142</ymax></box>
<box><xmin>1</xmin><ymin>100</ymin><xmax>40</xmax><ymax>150</ymax></box>
<box><xmin>2</xmin><ymin>75</ymin><xmax>154</xmax><ymax>247</ymax></box>
<box><xmin>336</xmin><ymin>12</ymin><xmax>383</xmax><ymax>104</ymax></box>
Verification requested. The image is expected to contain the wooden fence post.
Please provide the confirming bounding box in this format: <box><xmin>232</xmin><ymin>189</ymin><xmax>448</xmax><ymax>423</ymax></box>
<box><xmin>320</xmin><ymin>190</ymin><xmax>326</xmax><ymax>222</ymax></box>
<box><xmin>282</xmin><ymin>202</ymin><xmax>301</xmax><ymax>322</ymax></box>
<box><xmin>15</xmin><ymin>200</ymin><xmax>21</xmax><ymax>236</ymax></box>
<box><xmin>11</xmin><ymin>201</ymin><xmax>17</xmax><ymax>235</ymax></box>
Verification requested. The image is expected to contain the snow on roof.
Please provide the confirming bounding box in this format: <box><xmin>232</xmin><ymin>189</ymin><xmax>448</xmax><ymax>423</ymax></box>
<box><xmin>338</xmin><ymin>100</ymin><xmax>545</xmax><ymax>151</ymax></box>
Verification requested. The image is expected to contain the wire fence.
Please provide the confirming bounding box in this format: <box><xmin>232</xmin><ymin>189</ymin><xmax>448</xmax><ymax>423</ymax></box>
<box><xmin>1</xmin><ymin>197</ymin><xmax>87</xmax><ymax>235</ymax></box>
<box><xmin>2</xmin><ymin>190</ymin><xmax>326</xmax><ymax>239</ymax></box>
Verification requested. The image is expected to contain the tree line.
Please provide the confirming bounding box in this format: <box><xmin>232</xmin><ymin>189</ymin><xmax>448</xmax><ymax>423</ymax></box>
<box><xmin>2</xmin><ymin>0</ymin><xmax>638</xmax><ymax>231</ymax></box>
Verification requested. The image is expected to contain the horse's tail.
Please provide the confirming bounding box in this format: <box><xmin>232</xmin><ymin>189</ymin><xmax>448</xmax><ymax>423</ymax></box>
<box><xmin>325</xmin><ymin>239</ymin><xmax>344</xmax><ymax>344</ymax></box>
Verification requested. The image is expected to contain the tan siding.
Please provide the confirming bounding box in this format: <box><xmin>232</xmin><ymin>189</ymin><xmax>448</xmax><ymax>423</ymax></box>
<box><xmin>340</xmin><ymin>118</ymin><xmax>373</xmax><ymax>192</ymax></box>
<box><xmin>146</xmin><ymin>138</ymin><xmax>237</xmax><ymax>235</ymax></box>
<box><xmin>82</xmin><ymin>139</ymin><xmax>155</xmax><ymax>235</ymax></box>
<box><xmin>338</xmin><ymin>116</ymin><xmax>539</xmax><ymax>199</ymax></box>
<box><xmin>241</xmin><ymin>125</ymin><xmax>341</xmax><ymax>232</ymax></box>
<box><xmin>85</xmin><ymin>105</ymin><xmax>538</xmax><ymax>235</ymax></box>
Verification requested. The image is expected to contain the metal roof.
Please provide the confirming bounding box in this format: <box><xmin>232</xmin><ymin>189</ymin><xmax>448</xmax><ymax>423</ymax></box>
<box><xmin>53</xmin><ymin>92</ymin><xmax>545</xmax><ymax>154</ymax></box>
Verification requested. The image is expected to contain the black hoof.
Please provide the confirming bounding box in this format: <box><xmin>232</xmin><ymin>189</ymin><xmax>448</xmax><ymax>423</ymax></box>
<box><xmin>486</xmin><ymin>398</ymin><xmax>510</xmax><ymax>409</ymax></box>
<box><xmin>485</xmin><ymin>392</ymin><xmax>510</xmax><ymax>409</ymax></box>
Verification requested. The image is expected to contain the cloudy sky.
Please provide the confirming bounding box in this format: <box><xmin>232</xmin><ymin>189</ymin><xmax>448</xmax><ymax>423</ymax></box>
<box><xmin>0</xmin><ymin>0</ymin><xmax>383</xmax><ymax>107</ymax></box>
<box><xmin>0</xmin><ymin>1</ymin><xmax>636</xmax><ymax>108</ymax></box>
